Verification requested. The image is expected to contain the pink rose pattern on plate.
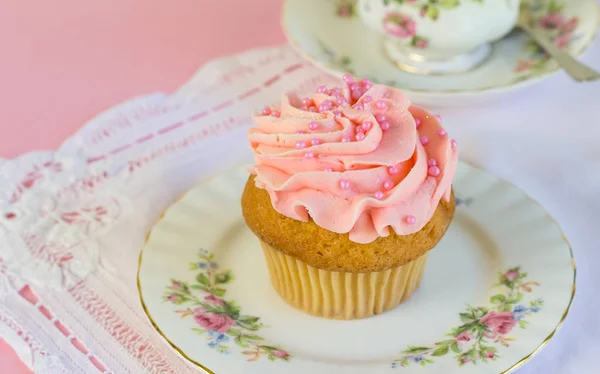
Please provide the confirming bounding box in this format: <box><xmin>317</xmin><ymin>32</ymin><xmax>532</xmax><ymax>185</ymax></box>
<box><xmin>393</xmin><ymin>266</ymin><xmax>542</xmax><ymax>368</ymax></box>
<box><xmin>163</xmin><ymin>249</ymin><xmax>292</xmax><ymax>362</ymax></box>
<box><xmin>515</xmin><ymin>0</ymin><xmax>580</xmax><ymax>73</ymax></box>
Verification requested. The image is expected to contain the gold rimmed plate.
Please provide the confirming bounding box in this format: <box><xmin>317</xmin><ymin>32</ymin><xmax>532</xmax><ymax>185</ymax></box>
<box><xmin>138</xmin><ymin>162</ymin><xmax>575</xmax><ymax>374</ymax></box>
<box><xmin>282</xmin><ymin>0</ymin><xmax>599</xmax><ymax>106</ymax></box>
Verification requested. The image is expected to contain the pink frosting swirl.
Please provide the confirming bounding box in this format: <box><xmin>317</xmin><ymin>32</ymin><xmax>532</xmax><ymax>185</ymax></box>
<box><xmin>248</xmin><ymin>77</ymin><xmax>458</xmax><ymax>244</ymax></box>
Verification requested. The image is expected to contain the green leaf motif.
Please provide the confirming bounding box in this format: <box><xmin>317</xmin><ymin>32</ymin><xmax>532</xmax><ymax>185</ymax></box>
<box><xmin>215</xmin><ymin>270</ymin><xmax>234</xmax><ymax>284</ymax></box>
<box><xmin>437</xmin><ymin>0</ymin><xmax>460</xmax><ymax>9</ymax></box>
<box><xmin>425</xmin><ymin>5</ymin><xmax>440</xmax><ymax>20</ymax></box>
<box><xmin>212</xmin><ymin>287</ymin><xmax>226</xmax><ymax>297</ymax></box>
<box><xmin>432</xmin><ymin>345</ymin><xmax>449</xmax><ymax>357</ymax></box>
<box><xmin>450</xmin><ymin>341</ymin><xmax>461</xmax><ymax>353</ymax></box>
<box><xmin>235</xmin><ymin>335</ymin><xmax>249</xmax><ymax>348</ymax></box>
<box><xmin>238</xmin><ymin>315</ymin><xmax>261</xmax><ymax>324</ymax></box>
<box><xmin>490</xmin><ymin>294</ymin><xmax>506</xmax><ymax>304</ymax></box>
<box><xmin>196</xmin><ymin>273</ymin><xmax>210</xmax><ymax>287</ymax></box>
<box><xmin>403</xmin><ymin>346</ymin><xmax>431</xmax><ymax>354</ymax></box>
<box><xmin>459</xmin><ymin>312</ymin><xmax>474</xmax><ymax>323</ymax></box>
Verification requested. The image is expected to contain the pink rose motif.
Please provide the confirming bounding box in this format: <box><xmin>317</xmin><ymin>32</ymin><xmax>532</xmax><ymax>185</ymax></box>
<box><xmin>456</xmin><ymin>332</ymin><xmax>472</xmax><ymax>342</ymax></box>
<box><xmin>383</xmin><ymin>12</ymin><xmax>417</xmax><ymax>39</ymax></box>
<box><xmin>561</xmin><ymin>18</ymin><xmax>578</xmax><ymax>33</ymax></box>
<box><xmin>480</xmin><ymin>311</ymin><xmax>517</xmax><ymax>337</ymax></box>
<box><xmin>204</xmin><ymin>294</ymin><xmax>226</xmax><ymax>307</ymax></box>
<box><xmin>171</xmin><ymin>281</ymin><xmax>182</xmax><ymax>290</ymax></box>
<box><xmin>554</xmin><ymin>34</ymin><xmax>571</xmax><ymax>49</ymax></box>
<box><xmin>194</xmin><ymin>308</ymin><xmax>236</xmax><ymax>333</ymax></box>
<box><xmin>415</xmin><ymin>38</ymin><xmax>428</xmax><ymax>49</ymax></box>
<box><xmin>515</xmin><ymin>60</ymin><xmax>535</xmax><ymax>72</ymax></box>
<box><xmin>504</xmin><ymin>270</ymin><xmax>519</xmax><ymax>282</ymax></box>
<box><xmin>337</xmin><ymin>6</ymin><xmax>351</xmax><ymax>18</ymax></box>
<box><xmin>538</xmin><ymin>12</ymin><xmax>566</xmax><ymax>29</ymax></box>
<box><xmin>167</xmin><ymin>294</ymin><xmax>183</xmax><ymax>303</ymax></box>
<box><xmin>484</xmin><ymin>351</ymin><xmax>495</xmax><ymax>359</ymax></box>
<box><xmin>271</xmin><ymin>349</ymin><xmax>290</xmax><ymax>358</ymax></box>
<box><xmin>461</xmin><ymin>357</ymin><xmax>472</xmax><ymax>364</ymax></box>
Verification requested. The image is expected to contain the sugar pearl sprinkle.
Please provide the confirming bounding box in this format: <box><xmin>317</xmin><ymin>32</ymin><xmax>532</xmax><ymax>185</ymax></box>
<box><xmin>310</xmin><ymin>138</ymin><xmax>321</xmax><ymax>146</ymax></box>
<box><xmin>380</xmin><ymin>121</ymin><xmax>390</xmax><ymax>131</ymax></box>
<box><xmin>339</xmin><ymin>179</ymin><xmax>351</xmax><ymax>190</ymax></box>
<box><xmin>427</xmin><ymin>159</ymin><xmax>437</xmax><ymax>167</ymax></box>
<box><xmin>355</xmin><ymin>132</ymin><xmax>366</xmax><ymax>141</ymax></box>
<box><xmin>374</xmin><ymin>191</ymin><xmax>384</xmax><ymax>200</ymax></box>
<box><xmin>420</xmin><ymin>136</ymin><xmax>429</xmax><ymax>146</ymax></box>
<box><xmin>295</xmin><ymin>140</ymin><xmax>307</xmax><ymax>149</ymax></box>
<box><xmin>316</xmin><ymin>85</ymin><xmax>328</xmax><ymax>93</ymax></box>
<box><xmin>415</xmin><ymin>119</ymin><xmax>421</xmax><ymax>127</ymax></box>
<box><xmin>261</xmin><ymin>107</ymin><xmax>271</xmax><ymax>115</ymax></box>
<box><xmin>437</xmin><ymin>129</ymin><xmax>447</xmax><ymax>137</ymax></box>
<box><xmin>304</xmin><ymin>151</ymin><xmax>314</xmax><ymax>159</ymax></box>
<box><xmin>428</xmin><ymin>166</ymin><xmax>441</xmax><ymax>177</ymax></box>
<box><xmin>388</xmin><ymin>165</ymin><xmax>399</xmax><ymax>175</ymax></box>
<box><xmin>405</xmin><ymin>215</ymin><xmax>417</xmax><ymax>225</ymax></box>
<box><xmin>375</xmin><ymin>100</ymin><xmax>388</xmax><ymax>110</ymax></box>
<box><xmin>325</xmin><ymin>168</ymin><xmax>333</xmax><ymax>172</ymax></box>
<box><xmin>271</xmin><ymin>110</ymin><xmax>280</xmax><ymax>117</ymax></box>
<box><xmin>341</xmin><ymin>136</ymin><xmax>352</xmax><ymax>143</ymax></box>
<box><xmin>354</xmin><ymin>103</ymin><xmax>364</xmax><ymax>111</ymax></box>
<box><xmin>362</xmin><ymin>95</ymin><xmax>373</xmax><ymax>103</ymax></box>
<box><xmin>451</xmin><ymin>139</ymin><xmax>457</xmax><ymax>150</ymax></box>
<box><xmin>308</xmin><ymin>121</ymin><xmax>319</xmax><ymax>130</ymax></box>
<box><xmin>361</xmin><ymin>121</ymin><xmax>373</xmax><ymax>131</ymax></box>
<box><xmin>383</xmin><ymin>180</ymin><xmax>394</xmax><ymax>190</ymax></box>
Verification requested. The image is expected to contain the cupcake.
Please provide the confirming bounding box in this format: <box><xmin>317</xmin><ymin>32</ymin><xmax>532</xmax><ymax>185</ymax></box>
<box><xmin>241</xmin><ymin>76</ymin><xmax>458</xmax><ymax>320</ymax></box>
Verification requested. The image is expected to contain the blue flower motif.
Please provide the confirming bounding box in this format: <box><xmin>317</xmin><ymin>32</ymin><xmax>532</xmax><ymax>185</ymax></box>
<box><xmin>513</xmin><ymin>304</ymin><xmax>527</xmax><ymax>313</ymax></box>
<box><xmin>411</xmin><ymin>355</ymin><xmax>424</xmax><ymax>363</ymax></box>
<box><xmin>206</xmin><ymin>329</ymin><xmax>230</xmax><ymax>349</ymax></box>
<box><xmin>530</xmin><ymin>306</ymin><xmax>541</xmax><ymax>313</ymax></box>
<box><xmin>198</xmin><ymin>261</ymin><xmax>208</xmax><ymax>269</ymax></box>
<box><xmin>198</xmin><ymin>248</ymin><xmax>209</xmax><ymax>255</ymax></box>
<box><xmin>391</xmin><ymin>362</ymin><xmax>397</xmax><ymax>368</ymax></box>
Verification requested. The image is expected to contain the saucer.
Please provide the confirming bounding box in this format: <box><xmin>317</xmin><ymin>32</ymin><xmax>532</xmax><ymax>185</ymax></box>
<box><xmin>138</xmin><ymin>162</ymin><xmax>575</xmax><ymax>374</ymax></box>
<box><xmin>282</xmin><ymin>0</ymin><xmax>599</xmax><ymax>106</ymax></box>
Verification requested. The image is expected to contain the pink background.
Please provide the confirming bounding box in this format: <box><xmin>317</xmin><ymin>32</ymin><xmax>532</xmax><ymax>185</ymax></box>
<box><xmin>0</xmin><ymin>0</ymin><xmax>283</xmax><ymax>371</ymax></box>
<box><xmin>0</xmin><ymin>0</ymin><xmax>283</xmax><ymax>159</ymax></box>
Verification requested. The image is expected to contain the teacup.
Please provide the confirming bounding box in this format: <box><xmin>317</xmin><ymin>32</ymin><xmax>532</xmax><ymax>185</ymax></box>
<box><xmin>357</xmin><ymin>0</ymin><xmax>521</xmax><ymax>74</ymax></box>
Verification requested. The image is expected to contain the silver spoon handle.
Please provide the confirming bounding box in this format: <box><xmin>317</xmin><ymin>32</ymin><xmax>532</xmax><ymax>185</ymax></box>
<box><xmin>521</xmin><ymin>24</ymin><xmax>600</xmax><ymax>82</ymax></box>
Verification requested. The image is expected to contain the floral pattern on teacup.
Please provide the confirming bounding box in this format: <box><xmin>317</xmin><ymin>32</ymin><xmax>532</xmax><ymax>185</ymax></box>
<box><xmin>515</xmin><ymin>0</ymin><xmax>580</xmax><ymax>73</ymax></box>
<box><xmin>382</xmin><ymin>12</ymin><xmax>430</xmax><ymax>48</ymax></box>
<box><xmin>335</xmin><ymin>0</ymin><xmax>356</xmax><ymax>17</ymax></box>
<box><xmin>382</xmin><ymin>0</ymin><xmax>485</xmax><ymax>21</ymax></box>
<box><xmin>392</xmin><ymin>266</ymin><xmax>542</xmax><ymax>368</ymax></box>
<box><xmin>163</xmin><ymin>249</ymin><xmax>292</xmax><ymax>362</ymax></box>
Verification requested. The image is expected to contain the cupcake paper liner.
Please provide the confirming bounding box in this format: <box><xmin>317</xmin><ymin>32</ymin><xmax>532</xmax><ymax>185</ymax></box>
<box><xmin>260</xmin><ymin>241</ymin><xmax>428</xmax><ymax>320</ymax></box>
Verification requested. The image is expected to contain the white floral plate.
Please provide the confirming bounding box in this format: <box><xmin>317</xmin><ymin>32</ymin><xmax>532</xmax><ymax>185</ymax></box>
<box><xmin>138</xmin><ymin>162</ymin><xmax>575</xmax><ymax>374</ymax></box>
<box><xmin>282</xmin><ymin>0</ymin><xmax>599</xmax><ymax>106</ymax></box>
